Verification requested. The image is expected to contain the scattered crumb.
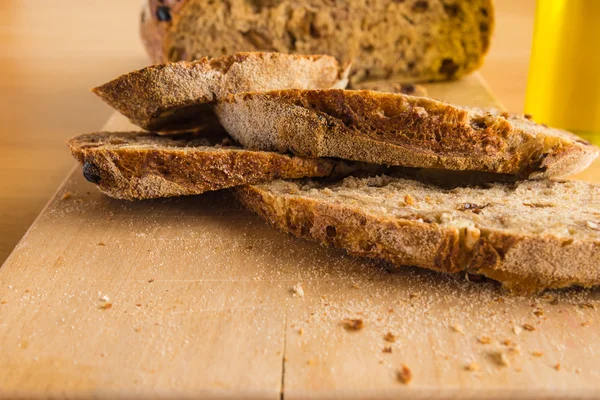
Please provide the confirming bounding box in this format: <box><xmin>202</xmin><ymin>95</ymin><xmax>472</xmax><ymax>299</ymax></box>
<box><xmin>465</xmin><ymin>362</ymin><xmax>480</xmax><ymax>372</ymax></box>
<box><xmin>61</xmin><ymin>192</ymin><xmax>72</xmax><ymax>200</ymax></box>
<box><xmin>378</xmin><ymin>360</ymin><xmax>384</xmax><ymax>364</ymax></box>
<box><xmin>533</xmin><ymin>309</ymin><xmax>544</xmax><ymax>317</ymax></box>
<box><xmin>451</xmin><ymin>324</ymin><xmax>464</xmax><ymax>334</ymax></box>
<box><xmin>100</xmin><ymin>303</ymin><xmax>113</xmax><ymax>310</ymax></box>
<box><xmin>148</xmin><ymin>278</ymin><xmax>155</xmax><ymax>283</ymax></box>
<box><xmin>478</xmin><ymin>336</ymin><xmax>492</xmax><ymax>344</ymax></box>
<box><xmin>507</xmin><ymin>345</ymin><xmax>522</xmax><ymax>355</ymax></box>
<box><xmin>135</xmin><ymin>303</ymin><xmax>142</xmax><ymax>307</ymax></box>
<box><xmin>396</xmin><ymin>364</ymin><xmax>412</xmax><ymax>384</ymax></box>
<box><xmin>97</xmin><ymin>242</ymin><xmax>105</xmax><ymax>246</ymax></box>
<box><xmin>298</xmin><ymin>328</ymin><xmax>304</xmax><ymax>335</ymax></box>
<box><xmin>513</xmin><ymin>326</ymin><xmax>523</xmax><ymax>335</ymax></box>
<box><xmin>382</xmin><ymin>346</ymin><xmax>392</xmax><ymax>353</ymax></box>
<box><xmin>292</xmin><ymin>283</ymin><xmax>305</xmax><ymax>297</ymax></box>
<box><xmin>0</xmin><ymin>300</ymin><xmax>7</xmax><ymax>305</ymax></box>
<box><xmin>581</xmin><ymin>320</ymin><xmax>592</xmax><ymax>327</ymax></box>
<box><xmin>501</xmin><ymin>339</ymin><xmax>513</xmax><ymax>346</ymax></box>
<box><xmin>490</xmin><ymin>351</ymin><xmax>510</xmax><ymax>367</ymax></box>
<box><xmin>134</xmin><ymin>327</ymin><xmax>141</xmax><ymax>333</ymax></box>
<box><xmin>554</xmin><ymin>363</ymin><xmax>561</xmax><ymax>371</ymax></box>
<box><xmin>522</xmin><ymin>323</ymin><xmax>536</xmax><ymax>332</ymax></box>
<box><xmin>341</xmin><ymin>319</ymin><xmax>364</xmax><ymax>331</ymax></box>
<box><xmin>575</xmin><ymin>368</ymin><xmax>582</xmax><ymax>374</ymax></box>
<box><xmin>384</xmin><ymin>332</ymin><xmax>397</xmax><ymax>343</ymax></box>
<box><xmin>404</xmin><ymin>194</ymin><xmax>415</xmax><ymax>206</ymax></box>
<box><xmin>532</xmin><ymin>351</ymin><xmax>543</xmax><ymax>358</ymax></box>
<box><xmin>100</xmin><ymin>295</ymin><xmax>110</xmax><ymax>302</ymax></box>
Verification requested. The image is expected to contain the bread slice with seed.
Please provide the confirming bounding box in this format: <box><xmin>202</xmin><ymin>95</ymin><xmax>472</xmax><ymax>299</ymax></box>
<box><xmin>68</xmin><ymin>132</ymin><xmax>336</xmax><ymax>200</ymax></box>
<box><xmin>92</xmin><ymin>52</ymin><xmax>349</xmax><ymax>133</ymax></box>
<box><xmin>216</xmin><ymin>89</ymin><xmax>598</xmax><ymax>178</ymax></box>
<box><xmin>237</xmin><ymin>175</ymin><xmax>600</xmax><ymax>292</ymax></box>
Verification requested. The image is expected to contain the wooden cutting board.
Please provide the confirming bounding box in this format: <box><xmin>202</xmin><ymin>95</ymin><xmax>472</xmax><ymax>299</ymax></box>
<box><xmin>1</xmin><ymin>74</ymin><xmax>599</xmax><ymax>399</ymax></box>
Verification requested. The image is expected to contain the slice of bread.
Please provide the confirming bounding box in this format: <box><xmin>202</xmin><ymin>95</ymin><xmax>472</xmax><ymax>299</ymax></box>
<box><xmin>68</xmin><ymin>132</ymin><xmax>335</xmax><ymax>200</ymax></box>
<box><xmin>140</xmin><ymin>0</ymin><xmax>493</xmax><ymax>83</ymax></box>
<box><xmin>237</xmin><ymin>175</ymin><xmax>600</xmax><ymax>292</ymax></box>
<box><xmin>92</xmin><ymin>52</ymin><xmax>349</xmax><ymax>133</ymax></box>
<box><xmin>216</xmin><ymin>89</ymin><xmax>598</xmax><ymax>178</ymax></box>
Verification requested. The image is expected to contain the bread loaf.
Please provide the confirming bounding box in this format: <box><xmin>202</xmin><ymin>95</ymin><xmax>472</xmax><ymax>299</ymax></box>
<box><xmin>237</xmin><ymin>175</ymin><xmax>600</xmax><ymax>292</ymax></box>
<box><xmin>68</xmin><ymin>132</ymin><xmax>336</xmax><ymax>200</ymax></box>
<box><xmin>93</xmin><ymin>52</ymin><xmax>348</xmax><ymax>133</ymax></box>
<box><xmin>215</xmin><ymin>89</ymin><xmax>598</xmax><ymax>178</ymax></box>
<box><xmin>140</xmin><ymin>0</ymin><xmax>494</xmax><ymax>83</ymax></box>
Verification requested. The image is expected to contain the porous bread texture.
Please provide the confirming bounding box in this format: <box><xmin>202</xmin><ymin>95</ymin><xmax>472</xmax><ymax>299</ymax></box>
<box><xmin>237</xmin><ymin>175</ymin><xmax>600</xmax><ymax>292</ymax></box>
<box><xmin>93</xmin><ymin>52</ymin><xmax>348</xmax><ymax>133</ymax></box>
<box><xmin>215</xmin><ymin>89</ymin><xmax>598</xmax><ymax>178</ymax></box>
<box><xmin>68</xmin><ymin>132</ymin><xmax>335</xmax><ymax>200</ymax></box>
<box><xmin>140</xmin><ymin>0</ymin><xmax>494</xmax><ymax>83</ymax></box>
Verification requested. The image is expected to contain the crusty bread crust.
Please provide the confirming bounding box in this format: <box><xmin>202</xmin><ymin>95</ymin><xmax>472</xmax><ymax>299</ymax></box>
<box><xmin>237</xmin><ymin>176</ymin><xmax>600</xmax><ymax>292</ymax></box>
<box><xmin>216</xmin><ymin>89</ymin><xmax>598</xmax><ymax>178</ymax></box>
<box><xmin>68</xmin><ymin>132</ymin><xmax>335</xmax><ymax>200</ymax></box>
<box><xmin>92</xmin><ymin>52</ymin><xmax>349</xmax><ymax>133</ymax></box>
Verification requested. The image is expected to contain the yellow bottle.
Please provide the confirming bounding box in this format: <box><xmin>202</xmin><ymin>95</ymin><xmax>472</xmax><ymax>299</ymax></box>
<box><xmin>525</xmin><ymin>0</ymin><xmax>600</xmax><ymax>143</ymax></box>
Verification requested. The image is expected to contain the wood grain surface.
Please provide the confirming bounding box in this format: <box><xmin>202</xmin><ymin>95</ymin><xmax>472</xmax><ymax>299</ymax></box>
<box><xmin>0</xmin><ymin>0</ymin><xmax>540</xmax><ymax>264</ymax></box>
<box><xmin>1</xmin><ymin>74</ymin><xmax>599</xmax><ymax>399</ymax></box>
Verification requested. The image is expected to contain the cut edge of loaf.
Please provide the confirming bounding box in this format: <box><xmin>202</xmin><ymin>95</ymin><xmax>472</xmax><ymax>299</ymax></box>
<box><xmin>236</xmin><ymin>176</ymin><xmax>600</xmax><ymax>293</ymax></box>
<box><xmin>67</xmin><ymin>131</ymin><xmax>336</xmax><ymax>200</ymax></box>
<box><xmin>215</xmin><ymin>89</ymin><xmax>598</xmax><ymax>178</ymax></box>
<box><xmin>92</xmin><ymin>52</ymin><xmax>349</xmax><ymax>132</ymax></box>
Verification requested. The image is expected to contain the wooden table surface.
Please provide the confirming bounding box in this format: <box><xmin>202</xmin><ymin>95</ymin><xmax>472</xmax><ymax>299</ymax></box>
<box><xmin>0</xmin><ymin>0</ymin><xmax>538</xmax><ymax>265</ymax></box>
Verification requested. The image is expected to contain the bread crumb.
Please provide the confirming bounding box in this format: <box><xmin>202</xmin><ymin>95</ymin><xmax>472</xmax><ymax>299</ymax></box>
<box><xmin>490</xmin><ymin>351</ymin><xmax>510</xmax><ymax>367</ymax></box>
<box><xmin>478</xmin><ymin>336</ymin><xmax>492</xmax><ymax>344</ymax></box>
<box><xmin>342</xmin><ymin>319</ymin><xmax>364</xmax><ymax>331</ymax></box>
<box><xmin>465</xmin><ymin>362</ymin><xmax>480</xmax><ymax>372</ymax></box>
<box><xmin>532</xmin><ymin>351</ymin><xmax>543</xmax><ymax>357</ymax></box>
<box><xmin>501</xmin><ymin>339</ymin><xmax>513</xmax><ymax>346</ymax></box>
<box><xmin>148</xmin><ymin>278</ymin><xmax>155</xmax><ymax>283</ymax></box>
<box><xmin>586</xmin><ymin>221</ymin><xmax>599</xmax><ymax>230</ymax></box>
<box><xmin>522</xmin><ymin>323</ymin><xmax>536</xmax><ymax>331</ymax></box>
<box><xmin>292</xmin><ymin>283</ymin><xmax>305</xmax><ymax>297</ymax></box>
<box><xmin>384</xmin><ymin>332</ymin><xmax>397</xmax><ymax>343</ymax></box>
<box><xmin>298</xmin><ymin>328</ymin><xmax>304</xmax><ymax>335</ymax></box>
<box><xmin>507</xmin><ymin>345</ymin><xmax>522</xmax><ymax>355</ymax></box>
<box><xmin>134</xmin><ymin>327</ymin><xmax>141</xmax><ymax>333</ymax></box>
<box><xmin>533</xmin><ymin>309</ymin><xmax>544</xmax><ymax>317</ymax></box>
<box><xmin>382</xmin><ymin>346</ymin><xmax>392</xmax><ymax>353</ymax></box>
<box><xmin>100</xmin><ymin>295</ymin><xmax>110</xmax><ymax>302</ymax></box>
<box><xmin>101</xmin><ymin>303</ymin><xmax>113</xmax><ymax>310</ymax></box>
<box><xmin>554</xmin><ymin>363</ymin><xmax>561</xmax><ymax>371</ymax></box>
<box><xmin>581</xmin><ymin>320</ymin><xmax>592</xmax><ymax>327</ymax></box>
<box><xmin>404</xmin><ymin>194</ymin><xmax>415</xmax><ymax>206</ymax></box>
<box><xmin>61</xmin><ymin>192</ymin><xmax>72</xmax><ymax>200</ymax></box>
<box><xmin>451</xmin><ymin>324</ymin><xmax>464</xmax><ymax>334</ymax></box>
<box><xmin>396</xmin><ymin>364</ymin><xmax>412</xmax><ymax>384</ymax></box>
<box><xmin>575</xmin><ymin>368</ymin><xmax>582</xmax><ymax>374</ymax></box>
<box><xmin>513</xmin><ymin>326</ymin><xmax>523</xmax><ymax>335</ymax></box>
<box><xmin>0</xmin><ymin>300</ymin><xmax>7</xmax><ymax>305</ymax></box>
<box><xmin>97</xmin><ymin>242</ymin><xmax>105</xmax><ymax>246</ymax></box>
